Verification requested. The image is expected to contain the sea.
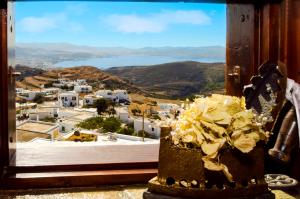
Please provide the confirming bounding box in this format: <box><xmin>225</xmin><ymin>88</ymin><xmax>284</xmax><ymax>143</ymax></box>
<box><xmin>54</xmin><ymin>55</ymin><xmax>225</xmax><ymax>69</ymax></box>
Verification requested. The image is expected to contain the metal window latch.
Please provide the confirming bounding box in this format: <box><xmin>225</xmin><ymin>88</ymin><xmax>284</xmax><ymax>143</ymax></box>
<box><xmin>228</xmin><ymin>65</ymin><xmax>241</xmax><ymax>85</ymax></box>
<box><xmin>8</xmin><ymin>66</ymin><xmax>21</xmax><ymax>83</ymax></box>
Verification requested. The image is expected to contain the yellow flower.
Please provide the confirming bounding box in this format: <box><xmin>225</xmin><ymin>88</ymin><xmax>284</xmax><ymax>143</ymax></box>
<box><xmin>171</xmin><ymin>94</ymin><xmax>268</xmax><ymax>181</ymax></box>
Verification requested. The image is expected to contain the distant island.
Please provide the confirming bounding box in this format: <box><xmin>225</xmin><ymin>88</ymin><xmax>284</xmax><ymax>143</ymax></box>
<box><xmin>16</xmin><ymin>42</ymin><xmax>225</xmax><ymax>69</ymax></box>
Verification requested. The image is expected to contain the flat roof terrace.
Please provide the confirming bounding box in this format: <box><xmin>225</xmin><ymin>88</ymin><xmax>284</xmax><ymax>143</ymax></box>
<box><xmin>16</xmin><ymin>121</ymin><xmax>59</xmax><ymax>142</ymax></box>
<box><xmin>17</xmin><ymin>121</ymin><xmax>58</xmax><ymax>133</ymax></box>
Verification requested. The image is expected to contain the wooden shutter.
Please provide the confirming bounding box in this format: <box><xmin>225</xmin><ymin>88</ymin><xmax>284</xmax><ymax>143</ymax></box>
<box><xmin>0</xmin><ymin>0</ymin><xmax>16</xmax><ymax>173</ymax></box>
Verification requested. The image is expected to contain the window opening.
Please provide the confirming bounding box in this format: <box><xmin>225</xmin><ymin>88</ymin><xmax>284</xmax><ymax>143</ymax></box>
<box><xmin>14</xmin><ymin>1</ymin><xmax>226</xmax><ymax>166</ymax></box>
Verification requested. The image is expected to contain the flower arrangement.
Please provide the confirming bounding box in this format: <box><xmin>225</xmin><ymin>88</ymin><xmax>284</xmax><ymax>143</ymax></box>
<box><xmin>170</xmin><ymin>94</ymin><xmax>270</xmax><ymax>182</ymax></box>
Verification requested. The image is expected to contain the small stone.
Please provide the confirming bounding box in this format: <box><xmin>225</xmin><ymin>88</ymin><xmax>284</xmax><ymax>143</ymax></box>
<box><xmin>191</xmin><ymin>180</ymin><xmax>198</xmax><ymax>186</ymax></box>
<box><xmin>180</xmin><ymin>180</ymin><xmax>188</xmax><ymax>188</ymax></box>
<box><xmin>199</xmin><ymin>183</ymin><xmax>205</xmax><ymax>189</ymax></box>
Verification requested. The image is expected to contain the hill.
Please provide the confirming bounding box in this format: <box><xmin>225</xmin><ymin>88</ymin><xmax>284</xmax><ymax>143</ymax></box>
<box><xmin>15</xmin><ymin>62</ymin><xmax>225</xmax><ymax>99</ymax></box>
<box><xmin>15</xmin><ymin>64</ymin><xmax>45</xmax><ymax>81</ymax></box>
<box><xmin>106</xmin><ymin>61</ymin><xmax>225</xmax><ymax>99</ymax></box>
<box><xmin>16</xmin><ymin>66</ymin><xmax>144</xmax><ymax>94</ymax></box>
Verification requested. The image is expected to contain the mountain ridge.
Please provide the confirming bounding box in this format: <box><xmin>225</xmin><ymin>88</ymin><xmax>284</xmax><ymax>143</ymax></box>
<box><xmin>106</xmin><ymin>61</ymin><xmax>225</xmax><ymax>99</ymax></box>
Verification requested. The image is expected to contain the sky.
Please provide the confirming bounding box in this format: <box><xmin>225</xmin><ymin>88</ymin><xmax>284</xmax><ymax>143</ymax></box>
<box><xmin>15</xmin><ymin>1</ymin><xmax>226</xmax><ymax>48</ymax></box>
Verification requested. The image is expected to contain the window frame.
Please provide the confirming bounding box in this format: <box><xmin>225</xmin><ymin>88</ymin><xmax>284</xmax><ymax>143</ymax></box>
<box><xmin>0</xmin><ymin>0</ymin><xmax>286</xmax><ymax>189</ymax></box>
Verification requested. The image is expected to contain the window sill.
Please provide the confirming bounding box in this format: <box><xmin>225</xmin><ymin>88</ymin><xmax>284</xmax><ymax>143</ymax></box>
<box><xmin>1</xmin><ymin>168</ymin><xmax>157</xmax><ymax>189</ymax></box>
<box><xmin>1</xmin><ymin>142</ymin><xmax>159</xmax><ymax>189</ymax></box>
<box><xmin>13</xmin><ymin>141</ymin><xmax>159</xmax><ymax>166</ymax></box>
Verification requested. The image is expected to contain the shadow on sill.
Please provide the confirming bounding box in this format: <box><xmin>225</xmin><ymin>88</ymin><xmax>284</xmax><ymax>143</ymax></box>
<box><xmin>0</xmin><ymin>184</ymin><xmax>148</xmax><ymax>199</ymax></box>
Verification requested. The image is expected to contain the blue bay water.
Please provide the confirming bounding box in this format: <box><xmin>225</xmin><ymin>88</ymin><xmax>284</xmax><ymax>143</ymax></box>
<box><xmin>54</xmin><ymin>55</ymin><xmax>225</xmax><ymax>69</ymax></box>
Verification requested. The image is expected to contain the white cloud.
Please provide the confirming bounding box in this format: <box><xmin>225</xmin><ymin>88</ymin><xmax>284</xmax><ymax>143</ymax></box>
<box><xmin>104</xmin><ymin>10</ymin><xmax>211</xmax><ymax>33</ymax></box>
<box><xmin>106</xmin><ymin>14</ymin><xmax>165</xmax><ymax>33</ymax></box>
<box><xmin>18</xmin><ymin>16</ymin><xmax>59</xmax><ymax>33</ymax></box>
<box><xmin>18</xmin><ymin>4</ymin><xmax>87</xmax><ymax>34</ymax></box>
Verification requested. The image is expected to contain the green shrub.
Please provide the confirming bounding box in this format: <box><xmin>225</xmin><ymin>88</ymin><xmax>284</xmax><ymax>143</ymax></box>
<box><xmin>76</xmin><ymin>116</ymin><xmax>121</xmax><ymax>133</ymax></box>
<box><xmin>151</xmin><ymin>114</ymin><xmax>161</xmax><ymax>120</ymax></box>
<box><xmin>94</xmin><ymin>99</ymin><xmax>109</xmax><ymax>115</ymax></box>
<box><xmin>127</xmin><ymin>122</ymin><xmax>134</xmax><ymax>129</ymax></box>
<box><xmin>33</xmin><ymin>93</ymin><xmax>45</xmax><ymax>104</ymax></box>
<box><xmin>40</xmin><ymin>117</ymin><xmax>56</xmax><ymax>123</ymax></box>
<box><xmin>150</xmin><ymin>101</ymin><xmax>157</xmax><ymax>106</ymax></box>
<box><xmin>43</xmin><ymin>83</ymin><xmax>53</xmax><ymax>88</ymax></box>
<box><xmin>118</xmin><ymin>126</ymin><xmax>134</xmax><ymax>135</ymax></box>
<box><xmin>131</xmin><ymin>108</ymin><xmax>141</xmax><ymax>116</ymax></box>
<box><xmin>102</xmin><ymin>117</ymin><xmax>121</xmax><ymax>132</ymax></box>
<box><xmin>76</xmin><ymin>116</ymin><xmax>104</xmax><ymax>130</ymax></box>
<box><xmin>82</xmin><ymin>104</ymin><xmax>95</xmax><ymax>109</ymax></box>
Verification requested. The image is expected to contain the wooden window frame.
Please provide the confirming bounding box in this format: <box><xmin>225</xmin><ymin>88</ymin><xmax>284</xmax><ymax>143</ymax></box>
<box><xmin>0</xmin><ymin>0</ymin><xmax>288</xmax><ymax>189</ymax></box>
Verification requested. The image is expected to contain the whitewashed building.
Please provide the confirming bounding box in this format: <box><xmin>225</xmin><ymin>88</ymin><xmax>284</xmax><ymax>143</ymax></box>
<box><xmin>113</xmin><ymin>90</ymin><xmax>130</xmax><ymax>102</ymax></box>
<box><xmin>18</xmin><ymin>90</ymin><xmax>44</xmax><ymax>101</ymax></box>
<box><xmin>76</xmin><ymin>79</ymin><xmax>87</xmax><ymax>85</ymax></box>
<box><xmin>58</xmin><ymin>92</ymin><xmax>79</xmax><ymax>107</ymax></box>
<box><xmin>29</xmin><ymin>107</ymin><xmax>59</xmax><ymax>121</ymax></box>
<box><xmin>158</xmin><ymin>103</ymin><xmax>180</xmax><ymax>112</ymax></box>
<box><xmin>134</xmin><ymin>118</ymin><xmax>161</xmax><ymax>139</ymax></box>
<box><xmin>115</xmin><ymin>107</ymin><xmax>131</xmax><ymax>123</ymax></box>
<box><xmin>95</xmin><ymin>89</ymin><xmax>130</xmax><ymax>103</ymax></box>
<box><xmin>16</xmin><ymin>103</ymin><xmax>37</xmax><ymax>111</ymax></box>
<box><xmin>42</xmin><ymin>88</ymin><xmax>60</xmax><ymax>95</ymax></box>
<box><xmin>95</xmin><ymin>90</ymin><xmax>116</xmax><ymax>101</ymax></box>
<box><xmin>74</xmin><ymin>85</ymin><xmax>93</xmax><ymax>93</ymax></box>
<box><xmin>53</xmin><ymin>79</ymin><xmax>67</xmax><ymax>88</ymax></box>
<box><xmin>16</xmin><ymin>88</ymin><xmax>25</xmax><ymax>94</ymax></box>
<box><xmin>53</xmin><ymin>79</ymin><xmax>75</xmax><ymax>88</ymax></box>
<box><xmin>57</xmin><ymin>108</ymin><xmax>97</xmax><ymax>133</ymax></box>
<box><xmin>16</xmin><ymin>120</ymin><xmax>60</xmax><ymax>142</ymax></box>
<box><xmin>83</xmin><ymin>95</ymin><xmax>103</xmax><ymax>106</ymax></box>
<box><xmin>157</xmin><ymin>110</ymin><xmax>170</xmax><ymax>118</ymax></box>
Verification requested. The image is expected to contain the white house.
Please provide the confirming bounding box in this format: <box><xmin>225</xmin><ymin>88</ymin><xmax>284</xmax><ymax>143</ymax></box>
<box><xmin>53</xmin><ymin>79</ymin><xmax>75</xmax><ymax>88</ymax></box>
<box><xmin>134</xmin><ymin>118</ymin><xmax>161</xmax><ymax>139</ymax></box>
<box><xmin>95</xmin><ymin>90</ymin><xmax>116</xmax><ymax>101</ymax></box>
<box><xmin>16</xmin><ymin>88</ymin><xmax>24</xmax><ymax>94</ymax></box>
<box><xmin>16</xmin><ymin>120</ymin><xmax>60</xmax><ymax>142</ymax></box>
<box><xmin>113</xmin><ymin>90</ymin><xmax>130</xmax><ymax>102</ymax></box>
<box><xmin>83</xmin><ymin>95</ymin><xmax>102</xmax><ymax>106</ymax></box>
<box><xmin>53</xmin><ymin>79</ymin><xmax>67</xmax><ymax>88</ymax></box>
<box><xmin>41</xmin><ymin>88</ymin><xmax>60</xmax><ymax>101</ymax></box>
<box><xmin>74</xmin><ymin>85</ymin><xmax>93</xmax><ymax>93</ymax></box>
<box><xmin>16</xmin><ymin>102</ymin><xmax>37</xmax><ymax>111</ymax></box>
<box><xmin>158</xmin><ymin>103</ymin><xmax>180</xmax><ymax>112</ymax></box>
<box><xmin>42</xmin><ymin>88</ymin><xmax>60</xmax><ymax>95</ymax></box>
<box><xmin>95</xmin><ymin>89</ymin><xmax>130</xmax><ymax>103</ymax></box>
<box><xmin>115</xmin><ymin>107</ymin><xmax>131</xmax><ymax>123</ymax></box>
<box><xmin>157</xmin><ymin>110</ymin><xmax>170</xmax><ymax>118</ymax></box>
<box><xmin>57</xmin><ymin>108</ymin><xmax>97</xmax><ymax>133</ymax></box>
<box><xmin>18</xmin><ymin>90</ymin><xmax>44</xmax><ymax>101</ymax></box>
<box><xmin>76</xmin><ymin>79</ymin><xmax>87</xmax><ymax>85</ymax></box>
<box><xmin>29</xmin><ymin>107</ymin><xmax>59</xmax><ymax>121</ymax></box>
<box><xmin>58</xmin><ymin>92</ymin><xmax>79</xmax><ymax>107</ymax></box>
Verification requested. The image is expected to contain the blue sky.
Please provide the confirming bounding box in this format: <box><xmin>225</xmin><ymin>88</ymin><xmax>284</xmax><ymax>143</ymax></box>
<box><xmin>15</xmin><ymin>2</ymin><xmax>226</xmax><ymax>48</ymax></box>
